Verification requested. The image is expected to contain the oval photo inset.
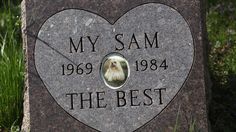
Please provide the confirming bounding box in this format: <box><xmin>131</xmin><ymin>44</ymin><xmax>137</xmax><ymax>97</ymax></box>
<box><xmin>101</xmin><ymin>53</ymin><xmax>130</xmax><ymax>89</ymax></box>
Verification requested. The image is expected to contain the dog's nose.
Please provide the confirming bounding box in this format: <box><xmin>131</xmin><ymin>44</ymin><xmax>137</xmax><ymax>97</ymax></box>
<box><xmin>111</xmin><ymin>62</ymin><xmax>116</xmax><ymax>67</ymax></box>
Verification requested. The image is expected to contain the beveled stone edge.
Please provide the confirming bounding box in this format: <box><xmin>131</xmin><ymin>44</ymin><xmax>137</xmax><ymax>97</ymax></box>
<box><xmin>21</xmin><ymin>0</ymin><xmax>30</xmax><ymax>131</ymax></box>
<box><xmin>200</xmin><ymin>0</ymin><xmax>212</xmax><ymax>131</ymax></box>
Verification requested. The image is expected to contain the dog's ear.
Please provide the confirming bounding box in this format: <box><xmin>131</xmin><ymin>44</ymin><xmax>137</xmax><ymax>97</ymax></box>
<box><xmin>104</xmin><ymin>59</ymin><xmax>111</xmax><ymax>70</ymax></box>
<box><xmin>117</xmin><ymin>61</ymin><xmax>124</xmax><ymax>70</ymax></box>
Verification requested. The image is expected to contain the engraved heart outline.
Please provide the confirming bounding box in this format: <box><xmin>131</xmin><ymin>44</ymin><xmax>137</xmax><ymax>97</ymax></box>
<box><xmin>33</xmin><ymin>3</ymin><xmax>195</xmax><ymax>132</ymax></box>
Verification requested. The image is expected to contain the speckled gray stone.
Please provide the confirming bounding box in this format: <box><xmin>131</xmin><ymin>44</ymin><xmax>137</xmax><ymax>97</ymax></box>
<box><xmin>34</xmin><ymin>4</ymin><xmax>193</xmax><ymax>132</ymax></box>
<box><xmin>21</xmin><ymin>0</ymin><xmax>210</xmax><ymax>132</ymax></box>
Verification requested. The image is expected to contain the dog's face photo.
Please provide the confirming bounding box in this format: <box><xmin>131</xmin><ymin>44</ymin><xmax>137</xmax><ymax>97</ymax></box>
<box><xmin>101</xmin><ymin>55</ymin><xmax>129</xmax><ymax>89</ymax></box>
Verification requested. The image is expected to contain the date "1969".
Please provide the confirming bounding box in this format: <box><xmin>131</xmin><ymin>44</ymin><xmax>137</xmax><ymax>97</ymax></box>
<box><xmin>62</xmin><ymin>63</ymin><xmax>93</xmax><ymax>76</ymax></box>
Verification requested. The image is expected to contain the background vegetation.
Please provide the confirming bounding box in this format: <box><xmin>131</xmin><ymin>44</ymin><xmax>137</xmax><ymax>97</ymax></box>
<box><xmin>0</xmin><ymin>0</ymin><xmax>235</xmax><ymax>131</ymax></box>
<box><xmin>207</xmin><ymin>0</ymin><xmax>236</xmax><ymax>131</ymax></box>
<box><xmin>0</xmin><ymin>0</ymin><xmax>23</xmax><ymax>131</ymax></box>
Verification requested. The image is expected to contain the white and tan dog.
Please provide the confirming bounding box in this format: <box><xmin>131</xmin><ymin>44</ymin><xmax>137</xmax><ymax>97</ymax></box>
<box><xmin>104</xmin><ymin>58</ymin><xmax>125</xmax><ymax>82</ymax></box>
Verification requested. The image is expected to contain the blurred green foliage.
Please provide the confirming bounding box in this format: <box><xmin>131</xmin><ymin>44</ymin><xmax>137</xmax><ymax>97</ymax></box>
<box><xmin>207</xmin><ymin>0</ymin><xmax>236</xmax><ymax>131</ymax></box>
<box><xmin>208</xmin><ymin>0</ymin><xmax>236</xmax><ymax>84</ymax></box>
<box><xmin>0</xmin><ymin>0</ymin><xmax>21</xmax><ymax>8</ymax></box>
<box><xmin>0</xmin><ymin>0</ymin><xmax>23</xmax><ymax>131</ymax></box>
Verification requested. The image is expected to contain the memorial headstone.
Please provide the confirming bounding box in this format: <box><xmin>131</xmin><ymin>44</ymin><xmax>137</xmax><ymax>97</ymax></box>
<box><xmin>21</xmin><ymin>0</ymin><xmax>210</xmax><ymax>131</ymax></box>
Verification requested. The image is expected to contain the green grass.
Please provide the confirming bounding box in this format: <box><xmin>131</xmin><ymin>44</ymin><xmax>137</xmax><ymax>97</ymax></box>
<box><xmin>173</xmin><ymin>105</ymin><xmax>197</xmax><ymax>132</ymax></box>
<box><xmin>0</xmin><ymin>0</ymin><xmax>24</xmax><ymax>131</ymax></box>
<box><xmin>207</xmin><ymin>0</ymin><xmax>236</xmax><ymax>131</ymax></box>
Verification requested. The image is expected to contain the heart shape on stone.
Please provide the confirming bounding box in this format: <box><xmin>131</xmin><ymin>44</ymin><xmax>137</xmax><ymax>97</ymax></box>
<box><xmin>35</xmin><ymin>3</ymin><xmax>194</xmax><ymax>132</ymax></box>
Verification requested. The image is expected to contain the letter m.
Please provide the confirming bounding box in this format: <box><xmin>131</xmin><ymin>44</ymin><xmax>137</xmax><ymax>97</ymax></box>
<box><xmin>69</xmin><ymin>37</ymin><xmax>84</xmax><ymax>53</ymax></box>
<box><xmin>145</xmin><ymin>32</ymin><xmax>159</xmax><ymax>48</ymax></box>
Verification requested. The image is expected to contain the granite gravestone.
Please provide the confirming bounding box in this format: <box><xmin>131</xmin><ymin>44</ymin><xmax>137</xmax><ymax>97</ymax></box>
<box><xmin>21</xmin><ymin>0</ymin><xmax>210</xmax><ymax>131</ymax></box>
